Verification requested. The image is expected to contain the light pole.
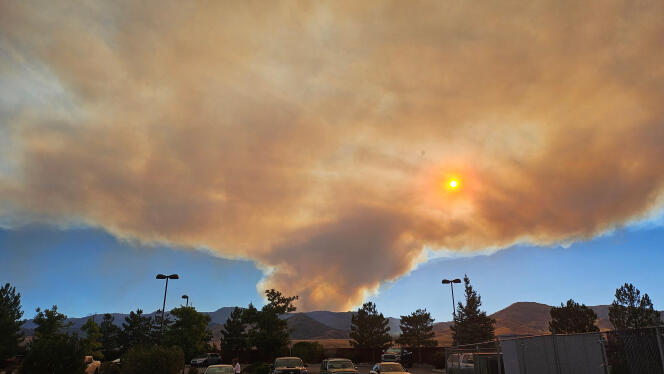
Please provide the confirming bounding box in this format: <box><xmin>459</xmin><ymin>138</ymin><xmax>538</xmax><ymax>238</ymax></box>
<box><xmin>156</xmin><ymin>273</ymin><xmax>179</xmax><ymax>334</ymax></box>
<box><xmin>442</xmin><ymin>278</ymin><xmax>462</xmax><ymax>319</ymax></box>
<box><xmin>182</xmin><ymin>294</ymin><xmax>189</xmax><ymax>307</ymax></box>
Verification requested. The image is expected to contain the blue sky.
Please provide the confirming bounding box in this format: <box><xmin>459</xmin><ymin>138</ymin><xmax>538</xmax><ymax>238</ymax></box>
<box><xmin>2</xmin><ymin>221</ymin><xmax>662</xmax><ymax>322</ymax></box>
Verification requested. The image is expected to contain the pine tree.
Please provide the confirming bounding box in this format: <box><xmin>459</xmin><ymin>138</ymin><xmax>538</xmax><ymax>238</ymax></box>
<box><xmin>549</xmin><ymin>299</ymin><xmax>599</xmax><ymax>334</ymax></box>
<box><xmin>81</xmin><ymin>318</ymin><xmax>104</xmax><ymax>359</ymax></box>
<box><xmin>165</xmin><ymin>306</ymin><xmax>212</xmax><ymax>362</ymax></box>
<box><xmin>609</xmin><ymin>283</ymin><xmax>661</xmax><ymax>330</ymax></box>
<box><xmin>221</xmin><ymin>307</ymin><xmax>248</xmax><ymax>353</ymax></box>
<box><xmin>349</xmin><ymin>302</ymin><xmax>392</xmax><ymax>354</ymax></box>
<box><xmin>121</xmin><ymin>309</ymin><xmax>152</xmax><ymax>348</ymax></box>
<box><xmin>450</xmin><ymin>275</ymin><xmax>495</xmax><ymax>346</ymax></box>
<box><xmin>0</xmin><ymin>283</ymin><xmax>24</xmax><ymax>362</ymax></box>
<box><xmin>244</xmin><ymin>290</ymin><xmax>298</xmax><ymax>361</ymax></box>
<box><xmin>396</xmin><ymin>309</ymin><xmax>437</xmax><ymax>362</ymax></box>
<box><xmin>99</xmin><ymin>314</ymin><xmax>122</xmax><ymax>360</ymax></box>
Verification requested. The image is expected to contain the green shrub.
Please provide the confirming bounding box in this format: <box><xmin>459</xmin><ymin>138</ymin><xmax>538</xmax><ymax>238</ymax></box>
<box><xmin>244</xmin><ymin>362</ymin><xmax>271</xmax><ymax>374</ymax></box>
<box><xmin>100</xmin><ymin>361</ymin><xmax>121</xmax><ymax>374</ymax></box>
<box><xmin>120</xmin><ymin>345</ymin><xmax>184</xmax><ymax>374</ymax></box>
<box><xmin>20</xmin><ymin>334</ymin><xmax>86</xmax><ymax>374</ymax></box>
<box><xmin>292</xmin><ymin>341</ymin><xmax>324</xmax><ymax>363</ymax></box>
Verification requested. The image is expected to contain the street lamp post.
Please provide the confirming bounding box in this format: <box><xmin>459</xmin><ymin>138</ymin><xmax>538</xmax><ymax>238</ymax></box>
<box><xmin>182</xmin><ymin>294</ymin><xmax>189</xmax><ymax>307</ymax></box>
<box><xmin>156</xmin><ymin>273</ymin><xmax>179</xmax><ymax>334</ymax></box>
<box><xmin>442</xmin><ymin>278</ymin><xmax>462</xmax><ymax>319</ymax></box>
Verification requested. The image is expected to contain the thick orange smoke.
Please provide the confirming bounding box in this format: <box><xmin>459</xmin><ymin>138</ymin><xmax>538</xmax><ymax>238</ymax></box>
<box><xmin>1</xmin><ymin>1</ymin><xmax>664</xmax><ymax>310</ymax></box>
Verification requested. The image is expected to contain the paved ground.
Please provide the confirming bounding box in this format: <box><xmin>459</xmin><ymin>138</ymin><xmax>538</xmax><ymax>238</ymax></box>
<box><xmin>305</xmin><ymin>364</ymin><xmax>440</xmax><ymax>374</ymax></box>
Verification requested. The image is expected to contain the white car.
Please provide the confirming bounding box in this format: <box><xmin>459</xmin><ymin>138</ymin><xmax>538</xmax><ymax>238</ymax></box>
<box><xmin>370</xmin><ymin>362</ymin><xmax>410</xmax><ymax>374</ymax></box>
<box><xmin>205</xmin><ymin>364</ymin><xmax>235</xmax><ymax>374</ymax></box>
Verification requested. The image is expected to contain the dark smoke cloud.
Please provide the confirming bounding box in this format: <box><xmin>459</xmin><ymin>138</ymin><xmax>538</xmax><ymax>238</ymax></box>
<box><xmin>1</xmin><ymin>0</ymin><xmax>664</xmax><ymax>310</ymax></box>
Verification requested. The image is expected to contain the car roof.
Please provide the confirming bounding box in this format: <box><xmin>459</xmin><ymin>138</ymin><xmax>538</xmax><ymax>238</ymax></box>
<box><xmin>208</xmin><ymin>365</ymin><xmax>233</xmax><ymax>368</ymax></box>
<box><xmin>328</xmin><ymin>358</ymin><xmax>352</xmax><ymax>361</ymax></box>
<box><xmin>276</xmin><ymin>357</ymin><xmax>302</xmax><ymax>360</ymax></box>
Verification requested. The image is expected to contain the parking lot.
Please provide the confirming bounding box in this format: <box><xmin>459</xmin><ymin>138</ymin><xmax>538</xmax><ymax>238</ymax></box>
<box><xmin>304</xmin><ymin>364</ymin><xmax>440</xmax><ymax>374</ymax></box>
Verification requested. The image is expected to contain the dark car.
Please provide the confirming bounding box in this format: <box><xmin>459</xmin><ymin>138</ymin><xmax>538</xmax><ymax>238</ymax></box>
<box><xmin>320</xmin><ymin>358</ymin><xmax>359</xmax><ymax>374</ymax></box>
<box><xmin>270</xmin><ymin>357</ymin><xmax>308</xmax><ymax>374</ymax></box>
<box><xmin>191</xmin><ymin>353</ymin><xmax>222</xmax><ymax>367</ymax></box>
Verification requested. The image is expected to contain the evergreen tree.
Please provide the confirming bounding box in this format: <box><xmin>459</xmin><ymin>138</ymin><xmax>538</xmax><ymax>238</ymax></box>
<box><xmin>81</xmin><ymin>318</ymin><xmax>104</xmax><ymax>359</ymax></box>
<box><xmin>349</xmin><ymin>302</ymin><xmax>391</xmax><ymax>352</ymax></box>
<box><xmin>121</xmin><ymin>309</ymin><xmax>152</xmax><ymax>348</ymax></box>
<box><xmin>165</xmin><ymin>306</ymin><xmax>212</xmax><ymax>362</ymax></box>
<box><xmin>221</xmin><ymin>307</ymin><xmax>248</xmax><ymax>353</ymax></box>
<box><xmin>99</xmin><ymin>314</ymin><xmax>122</xmax><ymax>360</ymax></box>
<box><xmin>33</xmin><ymin>305</ymin><xmax>70</xmax><ymax>338</ymax></box>
<box><xmin>609</xmin><ymin>283</ymin><xmax>661</xmax><ymax>329</ymax></box>
<box><xmin>396</xmin><ymin>309</ymin><xmax>437</xmax><ymax>362</ymax></box>
<box><xmin>245</xmin><ymin>289</ymin><xmax>298</xmax><ymax>360</ymax></box>
<box><xmin>549</xmin><ymin>299</ymin><xmax>599</xmax><ymax>334</ymax></box>
<box><xmin>450</xmin><ymin>275</ymin><xmax>495</xmax><ymax>346</ymax></box>
<box><xmin>0</xmin><ymin>283</ymin><xmax>24</xmax><ymax>362</ymax></box>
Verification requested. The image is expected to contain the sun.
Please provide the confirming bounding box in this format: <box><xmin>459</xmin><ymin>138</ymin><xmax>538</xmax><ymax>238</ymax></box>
<box><xmin>449</xmin><ymin>180</ymin><xmax>458</xmax><ymax>189</ymax></box>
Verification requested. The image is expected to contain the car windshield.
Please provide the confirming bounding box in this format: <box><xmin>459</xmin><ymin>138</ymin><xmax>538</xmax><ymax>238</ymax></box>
<box><xmin>386</xmin><ymin>348</ymin><xmax>400</xmax><ymax>354</ymax></box>
<box><xmin>381</xmin><ymin>364</ymin><xmax>404</xmax><ymax>372</ymax></box>
<box><xmin>275</xmin><ymin>359</ymin><xmax>303</xmax><ymax>367</ymax></box>
<box><xmin>383</xmin><ymin>354</ymin><xmax>396</xmax><ymax>359</ymax></box>
<box><xmin>328</xmin><ymin>360</ymin><xmax>354</xmax><ymax>369</ymax></box>
<box><xmin>205</xmin><ymin>367</ymin><xmax>234</xmax><ymax>374</ymax></box>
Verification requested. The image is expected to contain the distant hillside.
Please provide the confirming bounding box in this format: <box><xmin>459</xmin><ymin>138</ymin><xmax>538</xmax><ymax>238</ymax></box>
<box><xmin>287</xmin><ymin>313</ymin><xmax>349</xmax><ymax>339</ymax></box>
<box><xmin>23</xmin><ymin>302</ymin><xmax>662</xmax><ymax>343</ymax></box>
<box><xmin>297</xmin><ymin>311</ymin><xmax>401</xmax><ymax>336</ymax></box>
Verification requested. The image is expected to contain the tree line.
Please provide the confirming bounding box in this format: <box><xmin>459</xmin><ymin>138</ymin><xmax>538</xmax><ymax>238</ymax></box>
<box><xmin>0</xmin><ymin>282</ymin><xmax>214</xmax><ymax>373</ymax></box>
<box><xmin>2</xmin><ymin>278</ymin><xmax>662</xmax><ymax>372</ymax></box>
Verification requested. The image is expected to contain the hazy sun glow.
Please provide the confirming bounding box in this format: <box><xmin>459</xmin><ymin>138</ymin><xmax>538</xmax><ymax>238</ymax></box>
<box><xmin>449</xmin><ymin>180</ymin><xmax>458</xmax><ymax>188</ymax></box>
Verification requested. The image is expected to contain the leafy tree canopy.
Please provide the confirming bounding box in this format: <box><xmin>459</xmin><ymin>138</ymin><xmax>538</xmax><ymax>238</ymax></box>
<box><xmin>549</xmin><ymin>299</ymin><xmax>599</xmax><ymax>334</ymax></box>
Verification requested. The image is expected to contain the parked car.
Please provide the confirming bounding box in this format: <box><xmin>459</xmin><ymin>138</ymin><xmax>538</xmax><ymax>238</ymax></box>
<box><xmin>369</xmin><ymin>362</ymin><xmax>410</xmax><ymax>374</ymax></box>
<box><xmin>320</xmin><ymin>358</ymin><xmax>359</xmax><ymax>374</ymax></box>
<box><xmin>446</xmin><ymin>353</ymin><xmax>474</xmax><ymax>374</ymax></box>
<box><xmin>381</xmin><ymin>348</ymin><xmax>413</xmax><ymax>368</ymax></box>
<box><xmin>84</xmin><ymin>355</ymin><xmax>101</xmax><ymax>374</ymax></box>
<box><xmin>270</xmin><ymin>357</ymin><xmax>308</xmax><ymax>374</ymax></box>
<box><xmin>191</xmin><ymin>353</ymin><xmax>222</xmax><ymax>367</ymax></box>
<box><xmin>204</xmin><ymin>364</ymin><xmax>235</xmax><ymax>374</ymax></box>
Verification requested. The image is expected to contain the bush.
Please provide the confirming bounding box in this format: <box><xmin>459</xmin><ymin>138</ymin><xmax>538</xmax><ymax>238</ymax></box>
<box><xmin>432</xmin><ymin>351</ymin><xmax>446</xmax><ymax>369</ymax></box>
<box><xmin>188</xmin><ymin>366</ymin><xmax>200</xmax><ymax>374</ymax></box>
<box><xmin>120</xmin><ymin>345</ymin><xmax>184</xmax><ymax>374</ymax></box>
<box><xmin>20</xmin><ymin>334</ymin><xmax>86</xmax><ymax>374</ymax></box>
<box><xmin>100</xmin><ymin>361</ymin><xmax>121</xmax><ymax>374</ymax></box>
<box><xmin>244</xmin><ymin>362</ymin><xmax>271</xmax><ymax>374</ymax></box>
<box><xmin>292</xmin><ymin>341</ymin><xmax>324</xmax><ymax>363</ymax></box>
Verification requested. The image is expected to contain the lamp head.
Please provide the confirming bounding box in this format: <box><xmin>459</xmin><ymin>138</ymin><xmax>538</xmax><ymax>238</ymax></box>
<box><xmin>156</xmin><ymin>274</ymin><xmax>167</xmax><ymax>279</ymax></box>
